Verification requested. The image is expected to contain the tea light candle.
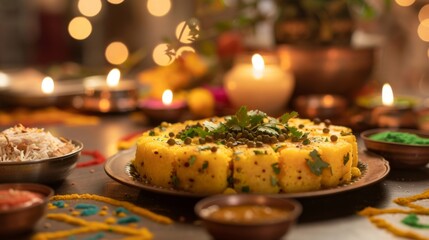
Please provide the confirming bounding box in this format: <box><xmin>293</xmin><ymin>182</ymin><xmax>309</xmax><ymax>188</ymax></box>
<box><xmin>370</xmin><ymin>83</ymin><xmax>416</xmax><ymax>128</ymax></box>
<box><xmin>73</xmin><ymin>68</ymin><xmax>137</xmax><ymax>112</ymax></box>
<box><xmin>139</xmin><ymin>89</ymin><xmax>187</xmax><ymax>123</ymax></box>
<box><xmin>223</xmin><ymin>53</ymin><xmax>294</xmax><ymax>115</ymax></box>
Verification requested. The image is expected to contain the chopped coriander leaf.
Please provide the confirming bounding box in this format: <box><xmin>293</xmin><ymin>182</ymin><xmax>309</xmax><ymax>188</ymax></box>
<box><xmin>241</xmin><ymin>186</ymin><xmax>250</xmax><ymax>193</ymax></box>
<box><xmin>149</xmin><ymin>130</ymin><xmax>155</xmax><ymax>136</ymax></box>
<box><xmin>271</xmin><ymin>162</ymin><xmax>280</xmax><ymax>174</ymax></box>
<box><xmin>171</xmin><ymin>175</ymin><xmax>179</xmax><ymax>187</ymax></box>
<box><xmin>253</xmin><ymin>150</ymin><xmax>266</xmax><ymax>155</ymax></box>
<box><xmin>306</xmin><ymin>149</ymin><xmax>330</xmax><ymax>176</ymax></box>
<box><xmin>279</xmin><ymin>111</ymin><xmax>298</xmax><ymax>124</ymax></box>
<box><xmin>343</xmin><ymin>153</ymin><xmax>350</xmax><ymax>165</ymax></box>
<box><xmin>270</xmin><ymin>176</ymin><xmax>278</xmax><ymax>186</ymax></box>
<box><xmin>189</xmin><ymin>155</ymin><xmax>197</xmax><ymax>166</ymax></box>
<box><xmin>202</xmin><ymin>161</ymin><xmax>209</xmax><ymax>170</ymax></box>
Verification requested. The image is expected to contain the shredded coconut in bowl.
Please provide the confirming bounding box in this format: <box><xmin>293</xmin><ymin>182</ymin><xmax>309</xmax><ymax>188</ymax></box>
<box><xmin>0</xmin><ymin>124</ymin><xmax>76</xmax><ymax>162</ymax></box>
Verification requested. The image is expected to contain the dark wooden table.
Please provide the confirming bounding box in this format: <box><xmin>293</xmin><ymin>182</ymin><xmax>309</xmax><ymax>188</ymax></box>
<box><xmin>27</xmin><ymin>115</ymin><xmax>429</xmax><ymax>240</ymax></box>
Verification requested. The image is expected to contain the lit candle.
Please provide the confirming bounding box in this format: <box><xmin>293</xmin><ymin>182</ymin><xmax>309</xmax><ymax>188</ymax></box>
<box><xmin>41</xmin><ymin>77</ymin><xmax>55</xmax><ymax>95</ymax></box>
<box><xmin>370</xmin><ymin>83</ymin><xmax>416</xmax><ymax>128</ymax></box>
<box><xmin>139</xmin><ymin>89</ymin><xmax>187</xmax><ymax>123</ymax></box>
<box><xmin>75</xmin><ymin>68</ymin><xmax>137</xmax><ymax>112</ymax></box>
<box><xmin>381</xmin><ymin>83</ymin><xmax>394</xmax><ymax>107</ymax></box>
<box><xmin>223</xmin><ymin>53</ymin><xmax>294</xmax><ymax>115</ymax></box>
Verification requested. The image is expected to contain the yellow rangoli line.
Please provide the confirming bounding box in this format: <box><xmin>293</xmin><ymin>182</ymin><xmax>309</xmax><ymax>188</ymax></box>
<box><xmin>369</xmin><ymin>216</ymin><xmax>429</xmax><ymax>240</ymax></box>
<box><xmin>32</xmin><ymin>213</ymin><xmax>153</xmax><ymax>240</ymax></box>
<box><xmin>358</xmin><ymin>189</ymin><xmax>429</xmax><ymax>240</ymax></box>
<box><xmin>51</xmin><ymin>194</ymin><xmax>173</xmax><ymax>224</ymax></box>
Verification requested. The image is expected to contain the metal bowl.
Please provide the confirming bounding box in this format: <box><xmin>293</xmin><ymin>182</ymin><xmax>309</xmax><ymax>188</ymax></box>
<box><xmin>361</xmin><ymin>129</ymin><xmax>429</xmax><ymax>169</ymax></box>
<box><xmin>293</xmin><ymin>94</ymin><xmax>348</xmax><ymax>119</ymax></box>
<box><xmin>0</xmin><ymin>140</ymin><xmax>83</xmax><ymax>183</ymax></box>
<box><xmin>277</xmin><ymin>45</ymin><xmax>375</xmax><ymax>98</ymax></box>
<box><xmin>0</xmin><ymin>183</ymin><xmax>53</xmax><ymax>236</ymax></box>
<box><xmin>195</xmin><ymin>194</ymin><xmax>302</xmax><ymax>240</ymax></box>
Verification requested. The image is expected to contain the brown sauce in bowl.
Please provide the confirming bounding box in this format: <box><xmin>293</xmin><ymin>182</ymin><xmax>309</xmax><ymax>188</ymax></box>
<box><xmin>0</xmin><ymin>189</ymin><xmax>44</xmax><ymax>211</ymax></box>
<box><xmin>204</xmin><ymin>205</ymin><xmax>290</xmax><ymax>223</ymax></box>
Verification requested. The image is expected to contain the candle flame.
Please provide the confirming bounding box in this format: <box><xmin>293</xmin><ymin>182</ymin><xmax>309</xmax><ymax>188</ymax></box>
<box><xmin>41</xmin><ymin>77</ymin><xmax>55</xmax><ymax>94</ymax></box>
<box><xmin>252</xmin><ymin>54</ymin><xmax>265</xmax><ymax>79</ymax></box>
<box><xmin>382</xmin><ymin>83</ymin><xmax>394</xmax><ymax>106</ymax></box>
<box><xmin>322</xmin><ymin>95</ymin><xmax>335</xmax><ymax>107</ymax></box>
<box><xmin>0</xmin><ymin>72</ymin><xmax>9</xmax><ymax>88</ymax></box>
<box><xmin>106</xmin><ymin>68</ymin><xmax>121</xmax><ymax>87</ymax></box>
<box><xmin>162</xmin><ymin>89</ymin><xmax>173</xmax><ymax>106</ymax></box>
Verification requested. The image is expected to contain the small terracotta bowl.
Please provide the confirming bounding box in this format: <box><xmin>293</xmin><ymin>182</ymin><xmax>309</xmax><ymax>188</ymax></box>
<box><xmin>0</xmin><ymin>183</ymin><xmax>53</xmax><ymax>236</ymax></box>
<box><xmin>361</xmin><ymin>128</ymin><xmax>429</xmax><ymax>169</ymax></box>
<box><xmin>195</xmin><ymin>194</ymin><xmax>302</xmax><ymax>240</ymax></box>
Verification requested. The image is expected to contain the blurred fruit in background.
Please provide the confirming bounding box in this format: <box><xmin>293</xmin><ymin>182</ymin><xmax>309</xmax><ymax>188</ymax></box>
<box><xmin>187</xmin><ymin>87</ymin><xmax>215</xmax><ymax>118</ymax></box>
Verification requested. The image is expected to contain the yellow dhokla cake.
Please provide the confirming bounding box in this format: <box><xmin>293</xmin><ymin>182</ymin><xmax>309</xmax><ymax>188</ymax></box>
<box><xmin>133</xmin><ymin>107</ymin><xmax>361</xmax><ymax>194</ymax></box>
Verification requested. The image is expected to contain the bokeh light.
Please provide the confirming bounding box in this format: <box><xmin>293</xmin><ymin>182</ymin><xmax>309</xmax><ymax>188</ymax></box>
<box><xmin>147</xmin><ymin>0</ymin><xmax>171</xmax><ymax>17</ymax></box>
<box><xmin>68</xmin><ymin>17</ymin><xmax>92</xmax><ymax>40</ymax></box>
<box><xmin>0</xmin><ymin>72</ymin><xmax>10</xmax><ymax>88</ymax></box>
<box><xmin>78</xmin><ymin>0</ymin><xmax>102</xmax><ymax>17</ymax></box>
<box><xmin>41</xmin><ymin>77</ymin><xmax>55</xmax><ymax>94</ymax></box>
<box><xmin>107</xmin><ymin>0</ymin><xmax>124</xmax><ymax>4</ymax></box>
<box><xmin>418</xmin><ymin>19</ymin><xmax>429</xmax><ymax>42</ymax></box>
<box><xmin>395</xmin><ymin>0</ymin><xmax>415</xmax><ymax>7</ymax></box>
<box><xmin>152</xmin><ymin>43</ymin><xmax>174</xmax><ymax>66</ymax></box>
<box><xmin>175</xmin><ymin>20</ymin><xmax>200</xmax><ymax>44</ymax></box>
<box><xmin>419</xmin><ymin>5</ymin><xmax>429</xmax><ymax>22</ymax></box>
<box><xmin>105</xmin><ymin>42</ymin><xmax>129</xmax><ymax>65</ymax></box>
<box><xmin>176</xmin><ymin>46</ymin><xmax>196</xmax><ymax>57</ymax></box>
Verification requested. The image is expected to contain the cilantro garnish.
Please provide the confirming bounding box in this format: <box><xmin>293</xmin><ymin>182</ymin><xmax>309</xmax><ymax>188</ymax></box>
<box><xmin>279</xmin><ymin>111</ymin><xmax>298</xmax><ymax>124</ymax></box>
<box><xmin>171</xmin><ymin>174</ymin><xmax>179</xmax><ymax>187</ymax></box>
<box><xmin>343</xmin><ymin>153</ymin><xmax>350</xmax><ymax>165</ymax></box>
<box><xmin>306</xmin><ymin>150</ymin><xmax>330</xmax><ymax>176</ymax></box>
<box><xmin>178</xmin><ymin>126</ymin><xmax>209</xmax><ymax>140</ymax></box>
<box><xmin>189</xmin><ymin>155</ymin><xmax>196</xmax><ymax>166</ymax></box>
<box><xmin>202</xmin><ymin>161</ymin><xmax>209</xmax><ymax>170</ymax></box>
<box><xmin>270</xmin><ymin>176</ymin><xmax>278</xmax><ymax>187</ymax></box>
<box><xmin>271</xmin><ymin>162</ymin><xmax>280</xmax><ymax>174</ymax></box>
<box><xmin>253</xmin><ymin>150</ymin><xmax>266</xmax><ymax>155</ymax></box>
<box><xmin>149</xmin><ymin>130</ymin><xmax>155</xmax><ymax>136</ymax></box>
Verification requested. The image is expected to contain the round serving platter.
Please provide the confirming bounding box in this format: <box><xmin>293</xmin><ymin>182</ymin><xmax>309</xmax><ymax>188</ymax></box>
<box><xmin>104</xmin><ymin>148</ymin><xmax>390</xmax><ymax>198</ymax></box>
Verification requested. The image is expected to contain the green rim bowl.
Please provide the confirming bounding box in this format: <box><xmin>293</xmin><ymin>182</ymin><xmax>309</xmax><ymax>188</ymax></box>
<box><xmin>361</xmin><ymin>128</ymin><xmax>429</xmax><ymax>169</ymax></box>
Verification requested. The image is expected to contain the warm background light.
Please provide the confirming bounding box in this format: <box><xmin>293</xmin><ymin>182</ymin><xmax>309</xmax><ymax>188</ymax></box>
<box><xmin>175</xmin><ymin>20</ymin><xmax>199</xmax><ymax>44</ymax></box>
<box><xmin>147</xmin><ymin>0</ymin><xmax>171</xmax><ymax>17</ymax></box>
<box><xmin>68</xmin><ymin>17</ymin><xmax>92</xmax><ymax>40</ymax></box>
<box><xmin>0</xmin><ymin>72</ymin><xmax>9</xmax><ymax>88</ymax></box>
<box><xmin>106</xmin><ymin>68</ymin><xmax>121</xmax><ymax>87</ymax></box>
<box><xmin>78</xmin><ymin>0</ymin><xmax>102</xmax><ymax>17</ymax></box>
<box><xmin>152</xmin><ymin>43</ymin><xmax>174</xmax><ymax>66</ymax></box>
<box><xmin>175</xmin><ymin>46</ymin><xmax>195</xmax><ymax>57</ymax></box>
<box><xmin>107</xmin><ymin>0</ymin><xmax>124</xmax><ymax>4</ymax></box>
<box><xmin>105</xmin><ymin>41</ymin><xmax>129</xmax><ymax>65</ymax></box>
<box><xmin>41</xmin><ymin>77</ymin><xmax>55</xmax><ymax>94</ymax></box>
<box><xmin>382</xmin><ymin>83</ymin><xmax>394</xmax><ymax>106</ymax></box>
<box><xmin>162</xmin><ymin>89</ymin><xmax>173</xmax><ymax>105</ymax></box>
<box><xmin>395</xmin><ymin>0</ymin><xmax>415</xmax><ymax>7</ymax></box>
<box><xmin>418</xmin><ymin>19</ymin><xmax>429</xmax><ymax>42</ymax></box>
<box><xmin>419</xmin><ymin>5</ymin><xmax>429</xmax><ymax>22</ymax></box>
<box><xmin>252</xmin><ymin>54</ymin><xmax>265</xmax><ymax>79</ymax></box>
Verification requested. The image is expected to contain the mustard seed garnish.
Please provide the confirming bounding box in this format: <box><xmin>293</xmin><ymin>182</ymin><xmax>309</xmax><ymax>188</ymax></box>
<box><xmin>330</xmin><ymin>135</ymin><xmax>338</xmax><ymax>142</ymax></box>
<box><xmin>167</xmin><ymin>138</ymin><xmax>176</xmax><ymax>146</ymax></box>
